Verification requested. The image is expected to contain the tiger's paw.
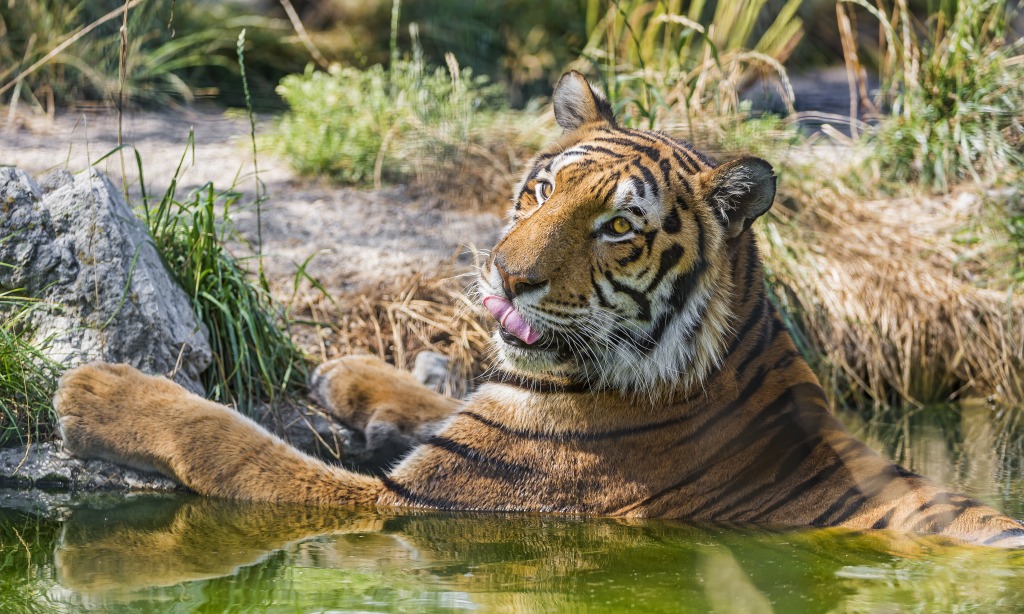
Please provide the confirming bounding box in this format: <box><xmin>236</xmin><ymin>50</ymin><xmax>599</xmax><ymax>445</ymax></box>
<box><xmin>54</xmin><ymin>362</ymin><xmax>192</xmax><ymax>471</ymax></box>
<box><xmin>309</xmin><ymin>355</ymin><xmax>459</xmax><ymax>465</ymax></box>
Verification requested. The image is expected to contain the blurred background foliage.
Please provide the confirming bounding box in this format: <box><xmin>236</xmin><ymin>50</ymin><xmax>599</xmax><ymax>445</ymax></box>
<box><xmin>0</xmin><ymin>0</ymin><xmax>908</xmax><ymax>110</ymax></box>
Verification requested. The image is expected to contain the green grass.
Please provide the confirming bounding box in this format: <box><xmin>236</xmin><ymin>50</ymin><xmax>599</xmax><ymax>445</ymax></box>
<box><xmin>844</xmin><ymin>0</ymin><xmax>1024</xmax><ymax>192</ymax></box>
<box><xmin>275</xmin><ymin>31</ymin><xmax>504</xmax><ymax>186</ymax></box>
<box><xmin>578</xmin><ymin>0</ymin><xmax>803</xmax><ymax>129</ymax></box>
<box><xmin>139</xmin><ymin>144</ymin><xmax>307</xmax><ymax>416</ymax></box>
<box><xmin>0</xmin><ymin>0</ymin><xmax>310</xmax><ymax>110</ymax></box>
<box><xmin>0</xmin><ymin>292</ymin><xmax>61</xmax><ymax>448</ymax></box>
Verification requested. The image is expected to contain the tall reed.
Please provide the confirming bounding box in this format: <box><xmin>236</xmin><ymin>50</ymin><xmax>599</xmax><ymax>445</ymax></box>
<box><xmin>840</xmin><ymin>0</ymin><xmax>1024</xmax><ymax>191</ymax></box>
<box><xmin>578</xmin><ymin>0</ymin><xmax>803</xmax><ymax>128</ymax></box>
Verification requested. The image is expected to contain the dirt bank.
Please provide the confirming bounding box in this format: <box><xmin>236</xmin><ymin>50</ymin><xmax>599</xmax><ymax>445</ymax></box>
<box><xmin>1</xmin><ymin>106</ymin><xmax>501</xmax><ymax>296</ymax></box>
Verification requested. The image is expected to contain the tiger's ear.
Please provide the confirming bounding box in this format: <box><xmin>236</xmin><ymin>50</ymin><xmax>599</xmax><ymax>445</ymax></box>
<box><xmin>704</xmin><ymin>157</ymin><xmax>776</xmax><ymax>239</ymax></box>
<box><xmin>552</xmin><ymin>71</ymin><xmax>616</xmax><ymax>133</ymax></box>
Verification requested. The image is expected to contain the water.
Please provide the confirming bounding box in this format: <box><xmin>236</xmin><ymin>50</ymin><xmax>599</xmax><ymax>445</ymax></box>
<box><xmin>4</xmin><ymin>402</ymin><xmax>1024</xmax><ymax>613</ymax></box>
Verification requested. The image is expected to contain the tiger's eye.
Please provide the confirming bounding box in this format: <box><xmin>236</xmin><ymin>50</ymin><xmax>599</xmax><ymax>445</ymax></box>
<box><xmin>539</xmin><ymin>181</ymin><xmax>553</xmax><ymax>199</ymax></box>
<box><xmin>609</xmin><ymin>217</ymin><xmax>632</xmax><ymax>235</ymax></box>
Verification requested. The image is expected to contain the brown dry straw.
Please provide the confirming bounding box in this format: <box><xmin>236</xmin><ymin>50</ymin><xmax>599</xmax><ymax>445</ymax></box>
<box><xmin>289</xmin><ymin>272</ymin><xmax>492</xmax><ymax>399</ymax></box>
<box><xmin>762</xmin><ymin>181</ymin><xmax>1024</xmax><ymax>408</ymax></box>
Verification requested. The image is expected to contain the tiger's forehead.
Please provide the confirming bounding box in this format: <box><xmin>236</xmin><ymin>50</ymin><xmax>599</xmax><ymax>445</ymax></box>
<box><xmin>523</xmin><ymin>128</ymin><xmax>716</xmax><ymax>212</ymax></box>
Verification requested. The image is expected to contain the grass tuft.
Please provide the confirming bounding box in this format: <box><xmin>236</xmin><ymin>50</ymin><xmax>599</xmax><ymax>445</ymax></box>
<box><xmin>577</xmin><ymin>0</ymin><xmax>803</xmax><ymax>129</ymax></box>
<box><xmin>144</xmin><ymin>167</ymin><xmax>308</xmax><ymax>416</ymax></box>
<box><xmin>0</xmin><ymin>0</ymin><xmax>311</xmax><ymax>111</ymax></box>
<box><xmin>0</xmin><ymin>292</ymin><xmax>61</xmax><ymax>448</ymax></box>
<box><xmin>842</xmin><ymin>0</ymin><xmax>1024</xmax><ymax>192</ymax></box>
<box><xmin>275</xmin><ymin>49</ymin><xmax>505</xmax><ymax>187</ymax></box>
<box><xmin>759</xmin><ymin>168</ymin><xmax>1024</xmax><ymax>408</ymax></box>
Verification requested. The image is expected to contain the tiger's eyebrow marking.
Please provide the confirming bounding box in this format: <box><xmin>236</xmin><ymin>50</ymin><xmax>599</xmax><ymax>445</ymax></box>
<box><xmin>624</xmin><ymin>205</ymin><xmax>647</xmax><ymax>219</ymax></box>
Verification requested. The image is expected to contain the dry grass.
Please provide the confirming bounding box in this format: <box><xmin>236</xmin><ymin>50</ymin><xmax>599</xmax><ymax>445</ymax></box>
<box><xmin>287</xmin><ymin>270</ymin><xmax>493</xmax><ymax>399</ymax></box>
<box><xmin>762</xmin><ymin>174</ymin><xmax>1024</xmax><ymax>408</ymax></box>
<box><xmin>409</xmin><ymin>108</ymin><xmax>558</xmax><ymax>213</ymax></box>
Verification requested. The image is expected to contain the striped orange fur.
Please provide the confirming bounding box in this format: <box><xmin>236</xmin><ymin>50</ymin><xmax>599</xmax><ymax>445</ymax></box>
<box><xmin>54</xmin><ymin>72</ymin><xmax>1024</xmax><ymax>547</ymax></box>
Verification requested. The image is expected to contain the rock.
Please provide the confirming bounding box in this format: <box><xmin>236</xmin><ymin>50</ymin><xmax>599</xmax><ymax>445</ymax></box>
<box><xmin>0</xmin><ymin>443</ymin><xmax>179</xmax><ymax>492</ymax></box>
<box><xmin>412</xmin><ymin>350</ymin><xmax>469</xmax><ymax>398</ymax></box>
<box><xmin>0</xmin><ymin>167</ymin><xmax>211</xmax><ymax>393</ymax></box>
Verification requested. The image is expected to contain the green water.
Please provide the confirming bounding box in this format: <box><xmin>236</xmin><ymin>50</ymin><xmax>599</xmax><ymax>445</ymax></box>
<box><xmin>4</xmin><ymin>402</ymin><xmax>1024</xmax><ymax>612</ymax></box>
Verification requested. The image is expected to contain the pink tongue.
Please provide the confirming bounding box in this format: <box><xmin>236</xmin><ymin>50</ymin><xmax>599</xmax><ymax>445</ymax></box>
<box><xmin>482</xmin><ymin>296</ymin><xmax>542</xmax><ymax>345</ymax></box>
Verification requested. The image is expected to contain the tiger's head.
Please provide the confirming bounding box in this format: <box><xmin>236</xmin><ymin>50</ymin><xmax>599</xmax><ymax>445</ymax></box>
<box><xmin>479</xmin><ymin>71</ymin><xmax>777</xmax><ymax>393</ymax></box>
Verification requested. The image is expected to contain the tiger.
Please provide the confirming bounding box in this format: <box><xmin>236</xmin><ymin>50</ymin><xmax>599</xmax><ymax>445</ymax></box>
<box><xmin>54</xmin><ymin>71</ymin><xmax>1024</xmax><ymax>547</ymax></box>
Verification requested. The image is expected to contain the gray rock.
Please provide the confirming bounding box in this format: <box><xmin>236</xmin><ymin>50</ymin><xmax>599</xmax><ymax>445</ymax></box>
<box><xmin>0</xmin><ymin>443</ymin><xmax>179</xmax><ymax>492</ymax></box>
<box><xmin>0</xmin><ymin>167</ymin><xmax>211</xmax><ymax>393</ymax></box>
<box><xmin>412</xmin><ymin>350</ymin><xmax>469</xmax><ymax>398</ymax></box>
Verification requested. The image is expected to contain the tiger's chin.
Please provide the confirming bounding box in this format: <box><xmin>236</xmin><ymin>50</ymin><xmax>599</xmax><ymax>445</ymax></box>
<box><xmin>494</xmin><ymin>331</ymin><xmax>579</xmax><ymax>378</ymax></box>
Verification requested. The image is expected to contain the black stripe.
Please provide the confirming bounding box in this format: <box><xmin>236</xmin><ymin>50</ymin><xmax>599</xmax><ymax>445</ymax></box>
<box><xmin>726</xmin><ymin>429</ymin><xmax>826</xmax><ymax>507</ymax></box>
<box><xmin>672</xmin><ymin>149</ymin><xmax>699</xmax><ymax>174</ymax></box>
<box><xmin>633</xmin><ymin>384</ymin><xmax>819</xmax><ymax>512</ymax></box>
<box><xmin>735</xmin><ymin>314</ymin><xmax>774</xmax><ymax>375</ymax></box>
<box><xmin>822</xmin><ymin>466</ymin><xmax>914</xmax><ymax>528</ymax></box>
<box><xmin>909</xmin><ymin>507</ymin><xmax>973</xmax><ymax>533</ymax></box>
<box><xmin>592</xmin><ymin>269</ymin><xmax>613</xmax><ymax>308</ymax></box>
<box><xmin>605</xmin><ymin>270</ymin><xmax>653</xmax><ymax>321</ymax></box>
<box><xmin>674</xmin><ymin>193</ymin><xmax>690</xmax><ymax>212</ymax></box>
<box><xmin>381</xmin><ymin>476</ymin><xmax>459</xmax><ymax>510</ymax></box>
<box><xmin>983</xmin><ymin>528</ymin><xmax>1024</xmax><ymax>545</ymax></box>
<box><xmin>663</xmin><ymin>205</ymin><xmax>682</xmax><ymax>234</ymax></box>
<box><xmin>593</xmin><ymin>137</ymin><xmax>661</xmax><ymax>162</ymax></box>
<box><xmin>675</xmin><ymin>170</ymin><xmax>693</xmax><ymax>194</ymax></box>
<box><xmin>909</xmin><ymin>492</ymin><xmax>970</xmax><ymax>516</ymax></box>
<box><xmin>618</xmin><ymin>126</ymin><xmax>663</xmax><ymax>145</ymax></box>
<box><xmin>747</xmin><ymin>461</ymin><xmax>849</xmax><ymax>522</ymax></box>
<box><xmin>633</xmin><ymin>128</ymin><xmax>716</xmax><ymax>169</ymax></box>
<box><xmin>626</xmin><ymin>205</ymin><xmax>649</xmax><ymax>220</ymax></box>
<box><xmin>677</xmin><ymin>423</ymin><xmax>792</xmax><ymax>518</ymax></box>
<box><xmin>597</xmin><ymin>171</ymin><xmax>622</xmax><ymax>207</ymax></box>
<box><xmin>693</xmin><ymin>212</ymin><xmax>706</xmax><ymax>255</ymax></box>
<box><xmin>744</xmin><ymin>235</ymin><xmax>761</xmax><ymax>297</ymax></box>
<box><xmin>687</xmin><ymin>424</ymin><xmax>819</xmax><ymax>519</ymax></box>
<box><xmin>666</xmin><ymin>365</ymin><xmax>784</xmax><ymax>450</ymax></box>
<box><xmin>726</xmin><ymin>295</ymin><xmax>768</xmax><ymax>357</ymax></box>
<box><xmin>675</xmin><ymin>137</ymin><xmax>717</xmax><ymax>167</ymax></box>
<box><xmin>426</xmin><ymin>436</ymin><xmax>538</xmax><ymax>480</ymax></box>
<box><xmin>666</xmin><ymin>259</ymin><xmax>708</xmax><ymax>312</ymax></box>
<box><xmin>630</xmin><ymin>176</ymin><xmax>646</xmax><ymax>199</ymax></box>
<box><xmin>459</xmin><ymin>399</ymin><xmax>701</xmax><ymax>444</ymax></box>
<box><xmin>577</xmin><ymin>144</ymin><xmax>627</xmax><ymax>159</ymax></box>
<box><xmin>645</xmin><ymin>244</ymin><xmax>685</xmax><ymax>293</ymax></box>
<box><xmin>809</xmin><ymin>486</ymin><xmax>866</xmax><ymax>527</ymax></box>
<box><xmin>871</xmin><ymin>507</ymin><xmax>896</xmax><ymax>530</ymax></box>
<box><xmin>630</xmin><ymin>159</ymin><xmax>660</xmax><ymax>196</ymax></box>
<box><xmin>521</xmin><ymin>164</ymin><xmax>544</xmax><ymax>189</ymax></box>
<box><xmin>641</xmin><ymin>287</ymin><xmax>707</xmax><ymax>354</ymax></box>
<box><xmin>482</xmin><ymin>370</ymin><xmax>593</xmax><ymax>393</ymax></box>
<box><xmin>659</xmin><ymin>158</ymin><xmax>672</xmax><ymax>185</ymax></box>
<box><xmin>617</xmin><ymin>245</ymin><xmax>644</xmax><ymax>266</ymax></box>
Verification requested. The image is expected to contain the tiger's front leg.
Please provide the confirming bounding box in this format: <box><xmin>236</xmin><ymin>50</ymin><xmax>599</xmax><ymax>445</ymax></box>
<box><xmin>54</xmin><ymin>363</ymin><xmax>382</xmax><ymax>504</ymax></box>
<box><xmin>309</xmin><ymin>355</ymin><xmax>461</xmax><ymax>466</ymax></box>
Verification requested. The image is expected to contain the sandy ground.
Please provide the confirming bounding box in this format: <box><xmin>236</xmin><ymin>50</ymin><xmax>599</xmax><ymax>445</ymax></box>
<box><xmin>0</xmin><ymin>106</ymin><xmax>502</xmax><ymax>295</ymax></box>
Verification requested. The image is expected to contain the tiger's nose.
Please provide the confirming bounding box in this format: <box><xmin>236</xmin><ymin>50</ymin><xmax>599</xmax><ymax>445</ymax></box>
<box><xmin>495</xmin><ymin>260</ymin><xmax>548</xmax><ymax>299</ymax></box>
